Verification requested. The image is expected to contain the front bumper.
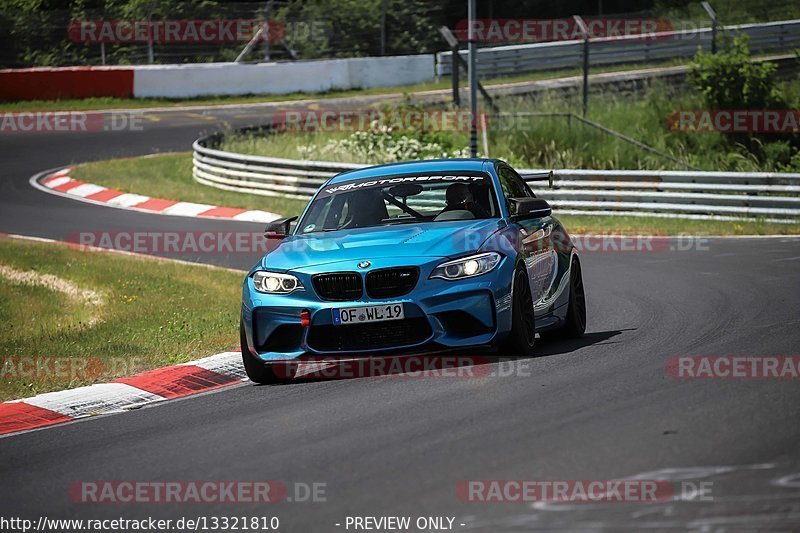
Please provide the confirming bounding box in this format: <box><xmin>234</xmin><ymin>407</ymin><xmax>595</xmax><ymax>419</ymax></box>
<box><xmin>241</xmin><ymin>256</ymin><xmax>515</xmax><ymax>361</ymax></box>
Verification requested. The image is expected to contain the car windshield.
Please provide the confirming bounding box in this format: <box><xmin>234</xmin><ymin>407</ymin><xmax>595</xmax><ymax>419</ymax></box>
<box><xmin>297</xmin><ymin>172</ymin><xmax>500</xmax><ymax>234</ymax></box>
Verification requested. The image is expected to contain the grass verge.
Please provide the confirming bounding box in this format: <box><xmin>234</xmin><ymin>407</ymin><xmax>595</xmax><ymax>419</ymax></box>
<box><xmin>0</xmin><ymin>237</ymin><xmax>244</xmax><ymax>401</ymax></box>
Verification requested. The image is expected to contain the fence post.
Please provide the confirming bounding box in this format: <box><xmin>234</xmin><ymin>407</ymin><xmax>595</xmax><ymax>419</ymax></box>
<box><xmin>701</xmin><ymin>1</ymin><xmax>718</xmax><ymax>54</ymax></box>
<box><xmin>574</xmin><ymin>15</ymin><xmax>590</xmax><ymax>117</ymax></box>
<box><xmin>439</xmin><ymin>26</ymin><xmax>462</xmax><ymax>108</ymax></box>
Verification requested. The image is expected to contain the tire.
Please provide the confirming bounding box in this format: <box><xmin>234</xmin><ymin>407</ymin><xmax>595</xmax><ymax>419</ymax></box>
<box><xmin>501</xmin><ymin>265</ymin><xmax>537</xmax><ymax>357</ymax></box>
<box><xmin>541</xmin><ymin>256</ymin><xmax>586</xmax><ymax>340</ymax></box>
<box><xmin>240</xmin><ymin>317</ymin><xmax>295</xmax><ymax>384</ymax></box>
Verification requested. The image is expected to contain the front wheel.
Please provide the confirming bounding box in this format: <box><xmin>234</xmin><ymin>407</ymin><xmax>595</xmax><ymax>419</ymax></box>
<box><xmin>541</xmin><ymin>256</ymin><xmax>586</xmax><ymax>340</ymax></box>
<box><xmin>240</xmin><ymin>317</ymin><xmax>295</xmax><ymax>384</ymax></box>
<box><xmin>501</xmin><ymin>265</ymin><xmax>537</xmax><ymax>356</ymax></box>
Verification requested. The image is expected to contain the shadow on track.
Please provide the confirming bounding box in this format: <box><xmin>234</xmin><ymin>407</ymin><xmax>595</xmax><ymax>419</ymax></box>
<box><xmin>252</xmin><ymin>329</ymin><xmax>630</xmax><ymax>386</ymax></box>
<box><xmin>534</xmin><ymin>328</ymin><xmax>632</xmax><ymax>357</ymax></box>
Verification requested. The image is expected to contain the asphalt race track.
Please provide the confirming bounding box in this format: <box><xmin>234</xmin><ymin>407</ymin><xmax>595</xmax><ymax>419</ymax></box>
<box><xmin>1</xmin><ymin>103</ymin><xmax>800</xmax><ymax>531</ymax></box>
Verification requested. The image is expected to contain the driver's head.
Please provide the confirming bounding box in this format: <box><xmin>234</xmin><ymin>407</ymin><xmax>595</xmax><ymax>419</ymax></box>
<box><xmin>445</xmin><ymin>183</ymin><xmax>473</xmax><ymax>208</ymax></box>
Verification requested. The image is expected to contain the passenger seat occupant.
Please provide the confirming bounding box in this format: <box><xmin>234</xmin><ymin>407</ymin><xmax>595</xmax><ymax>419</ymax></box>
<box><xmin>442</xmin><ymin>183</ymin><xmax>490</xmax><ymax>218</ymax></box>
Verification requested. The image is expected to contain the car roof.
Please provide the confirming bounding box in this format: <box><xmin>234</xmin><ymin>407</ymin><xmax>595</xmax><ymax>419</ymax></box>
<box><xmin>326</xmin><ymin>158</ymin><xmax>499</xmax><ymax>185</ymax></box>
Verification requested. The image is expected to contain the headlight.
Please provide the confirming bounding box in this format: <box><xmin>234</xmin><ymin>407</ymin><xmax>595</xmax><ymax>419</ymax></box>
<box><xmin>430</xmin><ymin>252</ymin><xmax>502</xmax><ymax>281</ymax></box>
<box><xmin>252</xmin><ymin>271</ymin><xmax>304</xmax><ymax>294</ymax></box>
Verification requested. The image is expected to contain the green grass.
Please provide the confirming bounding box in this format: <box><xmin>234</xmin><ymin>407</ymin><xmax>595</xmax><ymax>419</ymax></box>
<box><xmin>70</xmin><ymin>153</ymin><xmax>309</xmax><ymax>217</ymax></box>
<box><xmin>0</xmin><ymin>237</ymin><xmax>245</xmax><ymax>401</ymax></box>
<box><xmin>486</xmin><ymin>78</ymin><xmax>800</xmax><ymax>172</ymax></box>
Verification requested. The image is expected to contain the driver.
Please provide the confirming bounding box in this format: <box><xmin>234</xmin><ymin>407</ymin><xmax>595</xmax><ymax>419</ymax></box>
<box><xmin>443</xmin><ymin>183</ymin><xmax>489</xmax><ymax>218</ymax></box>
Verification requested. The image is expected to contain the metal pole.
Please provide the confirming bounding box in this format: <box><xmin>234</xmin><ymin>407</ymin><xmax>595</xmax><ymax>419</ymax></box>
<box><xmin>438</xmin><ymin>26</ymin><xmax>461</xmax><ymax>108</ymax></box>
<box><xmin>582</xmin><ymin>37</ymin><xmax>589</xmax><ymax>116</ymax></box>
<box><xmin>100</xmin><ymin>42</ymin><xmax>106</xmax><ymax>65</ymax></box>
<box><xmin>468</xmin><ymin>0</ymin><xmax>478</xmax><ymax>158</ymax></box>
<box><xmin>146</xmin><ymin>4</ymin><xmax>155</xmax><ymax>64</ymax></box>
<box><xmin>574</xmin><ymin>16</ymin><xmax>590</xmax><ymax>117</ymax></box>
<box><xmin>452</xmin><ymin>46</ymin><xmax>460</xmax><ymax>107</ymax></box>
<box><xmin>701</xmin><ymin>2</ymin><xmax>718</xmax><ymax>54</ymax></box>
<box><xmin>480</xmin><ymin>112</ymin><xmax>489</xmax><ymax>157</ymax></box>
<box><xmin>235</xmin><ymin>25</ymin><xmax>266</xmax><ymax>63</ymax></box>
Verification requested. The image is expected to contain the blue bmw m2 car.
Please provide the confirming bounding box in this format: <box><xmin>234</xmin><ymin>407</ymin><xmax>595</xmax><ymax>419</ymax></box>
<box><xmin>240</xmin><ymin>159</ymin><xmax>586</xmax><ymax>383</ymax></box>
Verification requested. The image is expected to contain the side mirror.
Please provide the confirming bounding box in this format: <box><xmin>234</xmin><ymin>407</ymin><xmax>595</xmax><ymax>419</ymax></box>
<box><xmin>264</xmin><ymin>216</ymin><xmax>298</xmax><ymax>239</ymax></box>
<box><xmin>508</xmin><ymin>198</ymin><xmax>552</xmax><ymax>220</ymax></box>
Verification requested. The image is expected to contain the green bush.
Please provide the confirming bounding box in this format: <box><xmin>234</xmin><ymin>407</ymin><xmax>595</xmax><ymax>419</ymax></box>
<box><xmin>688</xmin><ymin>35</ymin><xmax>784</xmax><ymax>110</ymax></box>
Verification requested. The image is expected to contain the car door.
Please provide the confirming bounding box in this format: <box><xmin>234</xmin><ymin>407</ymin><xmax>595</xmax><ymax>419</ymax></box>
<box><xmin>497</xmin><ymin>164</ymin><xmax>557</xmax><ymax>313</ymax></box>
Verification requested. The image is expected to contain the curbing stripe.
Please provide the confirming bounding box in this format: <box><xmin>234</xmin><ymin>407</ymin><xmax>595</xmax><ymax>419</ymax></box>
<box><xmin>105</xmin><ymin>192</ymin><xmax>151</xmax><ymax>207</ymax></box>
<box><xmin>0</xmin><ymin>352</ymin><xmax>247</xmax><ymax>437</ymax></box>
<box><xmin>115</xmin><ymin>365</ymin><xmax>239</xmax><ymax>399</ymax></box>
<box><xmin>132</xmin><ymin>197</ymin><xmax>178</xmax><ymax>212</ymax></box>
<box><xmin>85</xmin><ymin>188</ymin><xmax>124</xmax><ymax>203</ymax></box>
<box><xmin>37</xmin><ymin>168</ymin><xmax>280</xmax><ymax>223</ymax></box>
<box><xmin>199</xmin><ymin>206</ymin><xmax>247</xmax><ymax>218</ymax></box>
<box><xmin>65</xmin><ymin>183</ymin><xmax>107</xmax><ymax>198</ymax></box>
<box><xmin>162</xmin><ymin>201</ymin><xmax>217</xmax><ymax>217</ymax></box>
<box><xmin>0</xmin><ymin>402</ymin><xmax>72</xmax><ymax>435</ymax></box>
<box><xmin>52</xmin><ymin>179</ymin><xmax>85</xmax><ymax>193</ymax></box>
<box><xmin>182</xmin><ymin>351</ymin><xmax>248</xmax><ymax>380</ymax></box>
<box><xmin>43</xmin><ymin>175</ymin><xmax>73</xmax><ymax>188</ymax></box>
<box><xmin>233</xmin><ymin>210</ymin><xmax>280</xmax><ymax>223</ymax></box>
<box><xmin>21</xmin><ymin>383</ymin><xmax>165</xmax><ymax>419</ymax></box>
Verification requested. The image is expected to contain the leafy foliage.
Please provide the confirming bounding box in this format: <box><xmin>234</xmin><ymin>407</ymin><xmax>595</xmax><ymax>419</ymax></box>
<box><xmin>688</xmin><ymin>36</ymin><xmax>784</xmax><ymax>110</ymax></box>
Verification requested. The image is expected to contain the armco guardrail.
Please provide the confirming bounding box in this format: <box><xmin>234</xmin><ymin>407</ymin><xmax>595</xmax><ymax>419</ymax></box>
<box><xmin>193</xmin><ymin>133</ymin><xmax>800</xmax><ymax>222</ymax></box>
<box><xmin>436</xmin><ymin>19</ymin><xmax>800</xmax><ymax>78</ymax></box>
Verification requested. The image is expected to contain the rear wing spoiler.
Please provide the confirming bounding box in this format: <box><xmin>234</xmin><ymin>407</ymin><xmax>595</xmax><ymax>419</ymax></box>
<box><xmin>521</xmin><ymin>170</ymin><xmax>554</xmax><ymax>189</ymax></box>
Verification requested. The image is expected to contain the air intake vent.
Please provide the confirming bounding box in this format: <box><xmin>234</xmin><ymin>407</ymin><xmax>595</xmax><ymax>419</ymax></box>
<box><xmin>312</xmin><ymin>272</ymin><xmax>363</xmax><ymax>301</ymax></box>
<box><xmin>366</xmin><ymin>267</ymin><xmax>419</xmax><ymax>299</ymax></box>
<box><xmin>307</xmin><ymin>318</ymin><xmax>432</xmax><ymax>351</ymax></box>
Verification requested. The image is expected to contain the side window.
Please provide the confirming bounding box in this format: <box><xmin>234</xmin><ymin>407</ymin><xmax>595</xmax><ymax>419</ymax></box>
<box><xmin>498</xmin><ymin>166</ymin><xmax>531</xmax><ymax>203</ymax></box>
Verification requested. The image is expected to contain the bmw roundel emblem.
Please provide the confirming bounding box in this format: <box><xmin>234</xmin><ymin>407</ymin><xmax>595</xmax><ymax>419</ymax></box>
<box><xmin>358</xmin><ymin>260</ymin><xmax>371</xmax><ymax>269</ymax></box>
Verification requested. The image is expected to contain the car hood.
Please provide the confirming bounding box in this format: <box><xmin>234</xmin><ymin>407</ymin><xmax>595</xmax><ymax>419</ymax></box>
<box><xmin>261</xmin><ymin>219</ymin><xmax>505</xmax><ymax>272</ymax></box>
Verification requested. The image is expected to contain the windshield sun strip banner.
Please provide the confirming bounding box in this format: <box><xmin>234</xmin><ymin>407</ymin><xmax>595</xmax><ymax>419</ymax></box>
<box><xmin>319</xmin><ymin>172</ymin><xmax>491</xmax><ymax>198</ymax></box>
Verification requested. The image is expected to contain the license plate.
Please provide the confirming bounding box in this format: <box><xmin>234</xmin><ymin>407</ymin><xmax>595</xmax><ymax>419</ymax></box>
<box><xmin>332</xmin><ymin>303</ymin><xmax>405</xmax><ymax>325</ymax></box>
